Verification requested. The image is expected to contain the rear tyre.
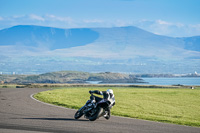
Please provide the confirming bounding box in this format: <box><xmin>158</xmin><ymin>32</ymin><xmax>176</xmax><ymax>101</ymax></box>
<box><xmin>88</xmin><ymin>107</ymin><xmax>103</xmax><ymax>121</ymax></box>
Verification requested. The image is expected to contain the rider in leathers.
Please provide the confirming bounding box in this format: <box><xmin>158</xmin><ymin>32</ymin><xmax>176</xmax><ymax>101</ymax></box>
<box><xmin>89</xmin><ymin>89</ymin><xmax>115</xmax><ymax>119</ymax></box>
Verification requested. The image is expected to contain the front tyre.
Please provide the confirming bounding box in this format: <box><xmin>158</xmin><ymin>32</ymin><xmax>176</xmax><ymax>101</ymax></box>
<box><xmin>74</xmin><ymin>109</ymin><xmax>84</xmax><ymax>119</ymax></box>
<box><xmin>88</xmin><ymin>107</ymin><xmax>103</xmax><ymax>121</ymax></box>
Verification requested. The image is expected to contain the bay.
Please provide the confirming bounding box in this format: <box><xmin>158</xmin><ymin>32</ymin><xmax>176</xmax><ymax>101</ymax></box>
<box><xmin>86</xmin><ymin>77</ymin><xmax>200</xmax><ymax>86</ymax></box>
<box><xmin>141</xmin><ymin>77</ymin><xmax>200</xmax><ymax>86</ymax></box>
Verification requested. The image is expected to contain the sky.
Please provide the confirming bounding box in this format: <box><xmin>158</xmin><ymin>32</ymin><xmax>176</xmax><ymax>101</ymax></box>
<box><xmin>0</xmin><ymin>0</ymin><xmax>200</xmax><ymax>37</ymax></box>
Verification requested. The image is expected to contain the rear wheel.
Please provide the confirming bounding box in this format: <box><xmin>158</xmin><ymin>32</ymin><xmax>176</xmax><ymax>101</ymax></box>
<box><xmin>88</xmin><ymin>107</ymin><xmax>103</xmax><ymax>121</ymax></box>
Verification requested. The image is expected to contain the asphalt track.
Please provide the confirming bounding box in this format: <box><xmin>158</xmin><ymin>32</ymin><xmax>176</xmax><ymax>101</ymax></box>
<box><xmin>0</xmin><ymin>88</ymin><xmax>200</xmax><ymax>133</ymax></box>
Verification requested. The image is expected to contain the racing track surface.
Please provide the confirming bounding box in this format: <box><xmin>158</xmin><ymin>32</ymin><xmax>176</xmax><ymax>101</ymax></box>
<box><xmin>0</xmin><ymin>88</ymin><xmax>200</xmax><ymax>133</ymax></box>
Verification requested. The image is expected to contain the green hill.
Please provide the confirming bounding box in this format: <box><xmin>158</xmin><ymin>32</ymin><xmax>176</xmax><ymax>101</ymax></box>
<box><xmin>1</xmin><ymin>71</ymin><xmax>145</xmax><ymax>84</ymax></box>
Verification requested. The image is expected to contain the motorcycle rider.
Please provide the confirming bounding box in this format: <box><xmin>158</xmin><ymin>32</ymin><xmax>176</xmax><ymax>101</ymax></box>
<box><xmin>89</xmin><ymin>89</ymin><xmax>115</xmax><ymax>120</ymax></box>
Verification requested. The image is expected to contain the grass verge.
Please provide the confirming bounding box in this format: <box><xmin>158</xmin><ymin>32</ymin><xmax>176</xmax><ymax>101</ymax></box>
<box><xmin>34</xmin><ymin>87</ymin><xmax>200</xmax><ymax>127</ymax></box>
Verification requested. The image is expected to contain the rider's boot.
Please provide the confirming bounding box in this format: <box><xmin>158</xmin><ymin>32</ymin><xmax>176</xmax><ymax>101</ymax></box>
<box><xmin>104</xmin><ymin>109</ymin><xmax>110</xmax><ymax>120</ymax></box>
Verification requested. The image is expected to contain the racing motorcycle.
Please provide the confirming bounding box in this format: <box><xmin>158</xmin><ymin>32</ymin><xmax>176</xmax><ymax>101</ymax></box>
<box><xmin>74</xmin><ymin>94</ymin><xmax>112</xmax><ymax>121</ymax></box>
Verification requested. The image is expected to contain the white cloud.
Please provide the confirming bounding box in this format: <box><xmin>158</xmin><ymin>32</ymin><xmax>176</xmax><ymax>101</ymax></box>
<box><xmin>45</xmin><ymin>14</ymin><xmax>72</xmax><ymax>22</ymax></box>
<box><xmin>156</xmin><ymin>20</ymin><xmax>172</xmax><ymax>25</ymax></box>
<box><xmin>29</xmin><ymin>14</ymin><xmax>45</xmax><ymax>21</ymax></box>
<box><xmin>176</xmin><ymin>23</ymin><xmax>184</xmax><ymax>28</ymax></box>
<box><xmin>190</xmin><ymin>24</ymin><xmax>200</xmax><ymax>32</ymax></box>
<box><xmin>113</xmin><ymin>19</ymin><xmax>132</xmax><ymax>27</ymax></box>
<box><xmin>134</xmin><ymin>19</ymin><xmax>200</xmax><ymax>37</ymax></box>
<box><xmin>12</xmin><ymin>15</ymin><xmax>25</xmax><ymax>19</ymax></box>
<box><xmin>0</xmin><ymin>14</ymin><xmax>74</xmax><ymax>29</ymax></box>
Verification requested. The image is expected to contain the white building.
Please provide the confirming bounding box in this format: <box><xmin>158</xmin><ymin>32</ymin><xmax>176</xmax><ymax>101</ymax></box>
<box><xmin>195</xmin><ymin>71</ymin><xmax>198</xmax><ymax>75</ymax></box>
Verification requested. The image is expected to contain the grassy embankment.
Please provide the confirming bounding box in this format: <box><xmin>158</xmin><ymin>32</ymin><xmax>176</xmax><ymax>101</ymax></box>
<box><xmin>34</xmin><ymin>87</ymin><xmax>200</xmax><ymax>127</ymax></box>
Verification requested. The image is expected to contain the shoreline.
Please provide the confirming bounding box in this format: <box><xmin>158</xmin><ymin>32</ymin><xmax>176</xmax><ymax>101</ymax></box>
<box><xmin>0</xmin><ymin>83</ymin><xmax>199</xmax><ymax>89</ymax></box>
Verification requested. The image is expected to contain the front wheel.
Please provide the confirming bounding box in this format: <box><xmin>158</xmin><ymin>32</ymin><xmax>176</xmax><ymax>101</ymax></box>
<box><xmin>74</xmin><ymin>109</ymin><xmax>84</xmax><ymax>119</ymax></box>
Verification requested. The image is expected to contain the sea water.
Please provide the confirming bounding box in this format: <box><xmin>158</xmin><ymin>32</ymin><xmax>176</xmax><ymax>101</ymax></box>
<box><xmin>141</xmin><ymin>77</ymin><xmax>200</xmax><ymax>86</ymax></box>
<box><xmin>86</xmin><ymin>77</ymin><xmax>200</xmax><ymax>86</ymax></box>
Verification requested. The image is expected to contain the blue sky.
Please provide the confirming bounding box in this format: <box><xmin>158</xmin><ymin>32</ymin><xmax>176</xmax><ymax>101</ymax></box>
<box><xmin>0</xmin><ymin>0</ymin><xmax>200</xmax><ymax>37</ymax></box>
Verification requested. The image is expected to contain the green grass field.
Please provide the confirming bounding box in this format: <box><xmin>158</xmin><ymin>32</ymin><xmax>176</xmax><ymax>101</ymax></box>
<box><xmin>34</xmin><ymin>87</ymin><xmax>200</xmax><ymax>127</ymax></box>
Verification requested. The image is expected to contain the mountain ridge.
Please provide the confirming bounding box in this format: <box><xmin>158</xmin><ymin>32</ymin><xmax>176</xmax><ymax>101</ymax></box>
<box><xmin>0</xmin><ymin>25</ymin><xmax>199</xmax><ymax>74</ymax></box>
<box><xmin>0</xmin><ymin>25</ymin><xmax>99</xmax><ymax>50</ymax></box>
<box><xmin>1</xmin><ymin>25</ymin><xmax>199</xmax><ymax>52</ymax></box>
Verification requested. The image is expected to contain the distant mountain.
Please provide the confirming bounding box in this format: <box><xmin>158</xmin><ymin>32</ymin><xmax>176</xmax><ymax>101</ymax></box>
<box><xmin>182</xmin><ymin>36</ymin><xmax>200</xmax><ymax>52</ymax></box>
<box><xmin>0</xmin><ymin>25</ymin><xmax>99</xmax><ymax>50</ymax></box>
<box><xmin>0</xmin><ymin>25</ymin><xmax>199</xmax><ymax>74</ymax></box>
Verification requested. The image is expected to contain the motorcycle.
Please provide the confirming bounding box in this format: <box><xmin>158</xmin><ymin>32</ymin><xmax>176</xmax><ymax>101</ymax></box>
<box><xmin>74</xmin><ymin>94</ymin><xmax>112</xmax><ymax>121</ymax></box>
